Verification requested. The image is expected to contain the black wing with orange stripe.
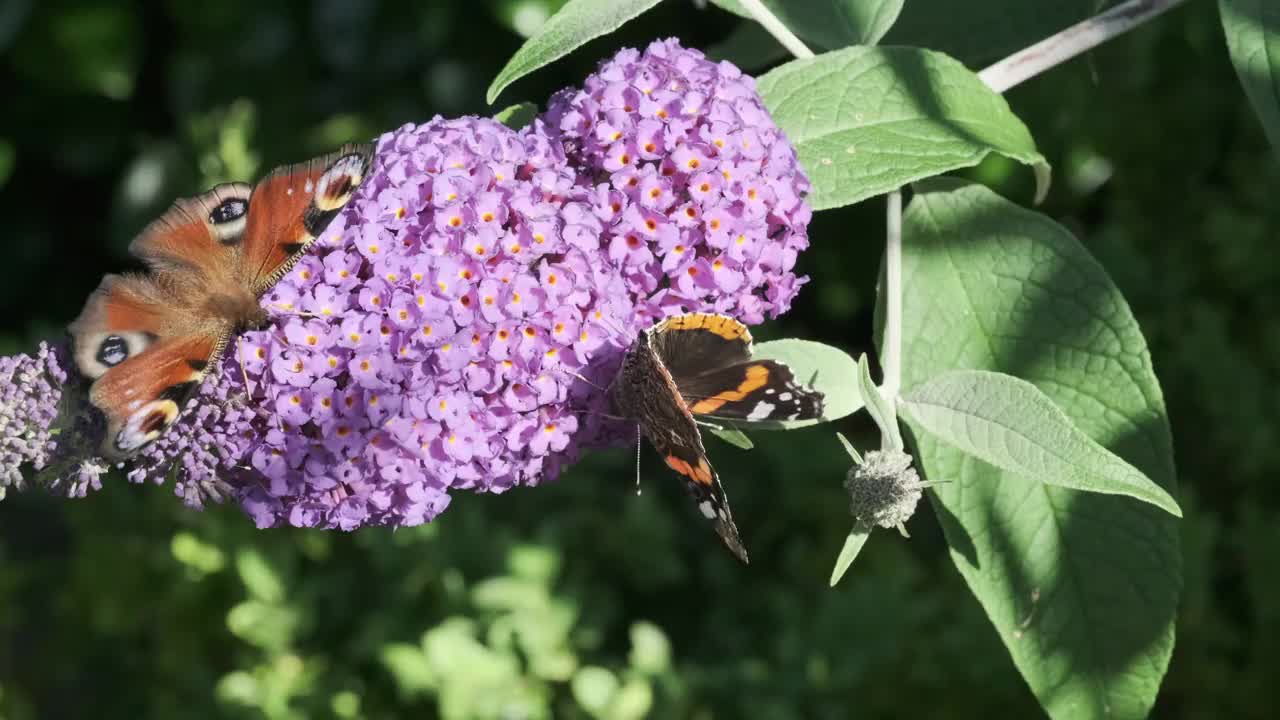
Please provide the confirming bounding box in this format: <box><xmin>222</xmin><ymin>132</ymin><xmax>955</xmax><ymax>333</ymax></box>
<box><xmin>650</xmin><ymin>313</ymin><xmax>824</xmax><ymax>423</ymax></box>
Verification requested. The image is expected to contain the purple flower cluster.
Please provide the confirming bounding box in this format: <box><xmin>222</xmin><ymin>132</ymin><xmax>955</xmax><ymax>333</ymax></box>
<box><xmin>539</xmin><ymin>38</ymin><xmax>811</xmax><ymax>323</ymax></box>
<box><xmin>128</xmin><ymin>116</ymin><xmax>620</xmax><ymax>528</ymax></box>
<box><xmin>11</xmin><ymin>40</ymin><xmax>812</xmax><ymax>530</ymax></box>
<box><xmin>1</xmin><ymin>342</ymin><xmax>65</xmax><ymax>490</ymax></box>
<box><xmin>0</xmin><ymin>342</ymin><xmax>111</xmax><ymax>497</ymax></box>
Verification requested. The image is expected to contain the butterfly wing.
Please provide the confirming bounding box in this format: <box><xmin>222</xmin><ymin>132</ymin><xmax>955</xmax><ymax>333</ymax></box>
<box><xmin>89</xmin><ymin>334</ymin><xmax>222</xmax><ymax>459</ymax></box>
<box><xmin>128</xmin><ymin>183</ymin><xmax>253</xmax><ymax>278</ymax></box>
<box><xmin>677</xmin><ymin>360</ymin><xmax>824</xmax><ymax>422</ymax></box>
<box><xmin>650</xmin><ymin>313</ymin><xmax>824</xmax><ymax>423</ymax></box>
<box><xmin>239</xmin><ymin>143</ymin><xmax>374</xmax><ymax>293</ymax></box>
<box><xmin>68</xmin><ymin>274</ymin><xmax>226</xmax><ymax>459</ymax></box>
<box><xmin>648</xmin><ymin>312</ymin><xmax>753</xmax><ymax>378</ymax></box>
<box><xmin>614</xmin><ymin>331</ymin><xmax>749</xmax><ymax>562</ymax></box>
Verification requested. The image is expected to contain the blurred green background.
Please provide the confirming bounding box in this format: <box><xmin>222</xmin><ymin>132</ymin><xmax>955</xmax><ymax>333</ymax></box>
<box><xmin>1</xmin><ymin>1</ymin><xmax>1277</xmax><ymax>718</ymax></box>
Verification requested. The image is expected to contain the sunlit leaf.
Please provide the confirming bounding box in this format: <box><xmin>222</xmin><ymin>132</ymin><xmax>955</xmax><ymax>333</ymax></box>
<box><xmin>494</xmin><ymin>101</ymin><xmax>539</xmax><ymax>130</ymax></box>
<box><xmin>706</xmin><ymin>425</ymin><xmax>755</xmax><ymax>450</ymax></box>
<box><xmin>835</xmin><ymin>430</ymin><xmax>863</xmax><ymax>464</ymax></box>
<box><xmin>235</xmin><ymin>548</ymin><xmax>285</xmax><ymax>604</ymax></box>
<box><xmin>486</xmin><ymin>0</ymin><xmax>664</xmax><ymax>103</ymax></box>
<box><xmin>610</xmin><ymin>678</ymin><xmax>654</xmax><ymax>720</ymax></box>
<box><xmin>828</xmin><ymin>520</ymin><xmax>872</xmax><ymax>586</ymax></box>
<box><xmin>628</xmin><ymin>621</ymin><xmax>672</xmax><ymax>675</ymax></box>
<box><xmin>884</xmin><ymin>179</ymin><xmax>1179</xmax><ymax>719</ymax></box>
<box><xmin>572</xmin><ymin>665</ymin><xmax>620</xmax><ymax>717</ymax></box>
<box><xmin>757</xmin><ymin>47</ymin><xmax>1049</xmax><ymax>210</ymax></box>
<box><xmin>900</xmin><ymin>369</ymin><xmax>1182</xmax><ymax>517</ymax></box>
<box><xmin>380</xmin><ymin>643</ymin><xmax>436</xmax><ymax>693</ymax></box>
<box><xmin>856</xmin><ymin>353</ymin><xmax>901</xmax><ymax>450</ymax></box>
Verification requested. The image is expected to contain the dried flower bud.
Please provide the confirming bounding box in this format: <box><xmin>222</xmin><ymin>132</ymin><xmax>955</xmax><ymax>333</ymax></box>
<box><xmin>844</xmin><ymin>449</ymin><xmax>924</xmax><ymax>529</ymax></box>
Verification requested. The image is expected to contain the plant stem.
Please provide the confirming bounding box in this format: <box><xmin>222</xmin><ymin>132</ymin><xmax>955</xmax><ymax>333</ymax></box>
<box><xmin>880</xmin><ymin>190</ymin><xmax>903</xmax><ymax>411</ymax></box>
<box><xmin>977</xmin><ymin>0</ymin><xmax>1190</xmax><ymax>93</ymax></box>
<box><xmin>736</xmin><ymin>0</ymin><xmax>815</xmax><ymax>59</ymax></box>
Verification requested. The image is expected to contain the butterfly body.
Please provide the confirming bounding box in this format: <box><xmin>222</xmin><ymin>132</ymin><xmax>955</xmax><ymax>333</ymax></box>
<box><xmin>69</xmin><ymin>144</ymin><xmax>375</xmax><ymax>459</ymax></box>
<box><xmin>612</xmin><ymin>312</ymin><xmax>825</xmax><ymax>563</ymax></box>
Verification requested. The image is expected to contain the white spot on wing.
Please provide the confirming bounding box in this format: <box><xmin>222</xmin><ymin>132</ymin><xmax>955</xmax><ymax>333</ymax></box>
<box><xmin>747</xmin><ymin>401</ymin><xmax>775</xmax><ymax>420</ymax></box>
<box><xmin>698</xmin><ymin>501</ymin><xmax>716</xmax><ymax>519</ymax></box>
<box><xmin>778</xmin><ymin>392</ymin><xmax>793</xmax><ymax>402</ymax></box>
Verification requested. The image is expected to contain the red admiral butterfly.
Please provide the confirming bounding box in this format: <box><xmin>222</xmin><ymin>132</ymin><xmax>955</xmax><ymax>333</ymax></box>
<box><xmin>611</xmin><ymin>313</ymin><xmax>825</xmax><ymax>563</ymax></box>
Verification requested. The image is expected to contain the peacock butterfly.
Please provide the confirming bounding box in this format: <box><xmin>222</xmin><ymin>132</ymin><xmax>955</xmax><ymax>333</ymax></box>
<box><xmin>68</xmin><ymin>143</ymin><xmax>375</xmax><ymax>459</ymax></box>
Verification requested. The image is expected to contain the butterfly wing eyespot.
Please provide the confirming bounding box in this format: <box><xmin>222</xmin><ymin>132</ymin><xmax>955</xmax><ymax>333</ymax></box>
<box><xmin>75</xmin><ymin>330</ymin><xmax>156</xmax><ymax>380</ymax></box>
<box><xmin>311</xmin><ymin>152</ymin><xmax>369</xmax><ymax>214</ymax></box>
<box><xmin>114</xmin><ymin>399</ymin><xmax>182</xmax><ymax>454</ymax></box>
<box><xmin>129</xmin><ymin>183</ymin><xmax>254</xmax><ymax>273</ymax></box>
<box><xmin>206</xmin><ymin>196</ymin><xmax>250</xmax><ymax>244</ymax></box>
<box><xmin>69</xmin><ymin>275</ymin><xmax>170</xmax><ymax>380</ymax></box>
<box><xmin>86</xmin><ymin>333</ymin><xmax>225</xmax><ymax>459</ymax></box>
<box><xmin>68</xmin><ymin>273</ymin><xmax>225</xmax><ymax>458</ymax></box>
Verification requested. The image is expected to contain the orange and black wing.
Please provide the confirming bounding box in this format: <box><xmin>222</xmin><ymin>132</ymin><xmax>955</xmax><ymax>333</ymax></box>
<box><xmin>650</xmin><ymin>313</ymin><xmax>823</xmax><ymax>423</ymax></box>
<box><xmin>240</xmin><ymin>143</ymin><xmax>375</xmax><ymax>293</ymax></box>
<box><xmin>128</xmin><ymin>184</ymin><xmax>253</xmax><ymax>278</ymax></box>
<box><xmin>615</xmin><ymin>323</ymin><xmax>749</xmax><ymax>562</ymax></box>
<box><xmin>68</xmin><ymin>274</ymin><xmax>225</xmax><ymax>459</ymax></box>
<box><xmin>676</xmin><ymin>360</ymin><xmax>823</xmax><ymax>422</ymax></box>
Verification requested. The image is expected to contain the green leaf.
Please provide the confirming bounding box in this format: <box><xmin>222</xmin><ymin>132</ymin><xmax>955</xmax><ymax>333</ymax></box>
<box><xmin>486</xmin><ymin>0</ymin><xmax>663</xmax><ymax>104</ymax></box>
<box><xmin>507</xmin><ymin>543</ymin><xmax>561</xmax><ymax>583</ymax></box>
<box><xmin>170</xmin><ymin>532</ymin><xmax>226</xmax><ymax>575</ymax></box>
<box><xmin>494</xmin><ymin>102</ymin><xmax>539</xmax><ymax>130</ymax></box>
<box><xmin>828</xmin><ymin>520</ymin><xmax>872</xmax><ymax>586</ymax></box>
<box><xmin>757</xmin><ymin>47</ymin><xmax>1049</xmax><ymax>210</ymax></box>
<box><xmin>380</xmin><ymin>643</ymin><xmax>436</xmax><ymax>693</ymax></box>
<box><xmin>609</xmin><ymin>679</ymin><xmax>654</xmax><ymax>720</ymax></box>
<box><xmin>734</xmin><ymin>339</ymin><xmax>862</xmax><ymax>430</ymax></box>
<box><xmin>711</xmin><ymin>0</ymin><xmax>905</xmax><ymax>47</ymax></box>
<box><xmin>1220</xmin><ymin>0</ymin><xmax>1280</xmax><ymax>156</ymax></box>
<box><xmin>571</xmin><ymin>666</ymin><xmax>620</xmax><ymax>717</ymax></box>
<box><xmin>835</xmin><ymin>430</ymin><xmax>863</xmax><ymax>464</ymax></box>
<box><xmin>885</xmin><ymin>0</ymin><xmax>1107</xmax><ymax>67</ymax></box>
<box><xmin>235</xmin><ymin>548</ymin><xmax>285</xmax><ymax>604</ymax></box>
<box><xmin>856</xmin><ymin>353</ymin><xmax>901</xmax><ymax>450</ymax></box>
<box><xmin>628</xmin><ymin>621</ymin><xmax>672</xmax><ymax>675</ymax></box>
<box><xmin>900</xmin><ymin>370</ymin><xmax>1181</xmax><ymax>517</ymax></box>
<box><xmin>706</xmin><ymin>425</ymin><xmax>755</xmax><ymax>450</ymax></box>
<box><xmin>884</xmin><ymin>179</ymin><xmax>1179</xmax><ymax>719</ymax></box>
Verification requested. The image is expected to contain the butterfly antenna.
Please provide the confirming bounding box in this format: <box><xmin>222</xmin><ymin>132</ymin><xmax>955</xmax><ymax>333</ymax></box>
<box><xmin>634</xmin><ymin>424</ymin><xmax>642</xmax><ymax>496</ymax></box>
<box><xmin>558</xmin><ymin>367</ymin><xmax>608</xmax><ymax>392</ymax></box>
<box><xmin>270</xmin><ymin>304</ymin><xmax>322</xmax><ymax>319</ymax></box>
<box><xmin>567</xmin><ymin>407</ymin><xmax>629</xmax><ymax>422</ymax></box>
<box><xmin>595</xmin><ymin>312</ymin><xmax>633</xmax><ymax>347</ymax></box>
